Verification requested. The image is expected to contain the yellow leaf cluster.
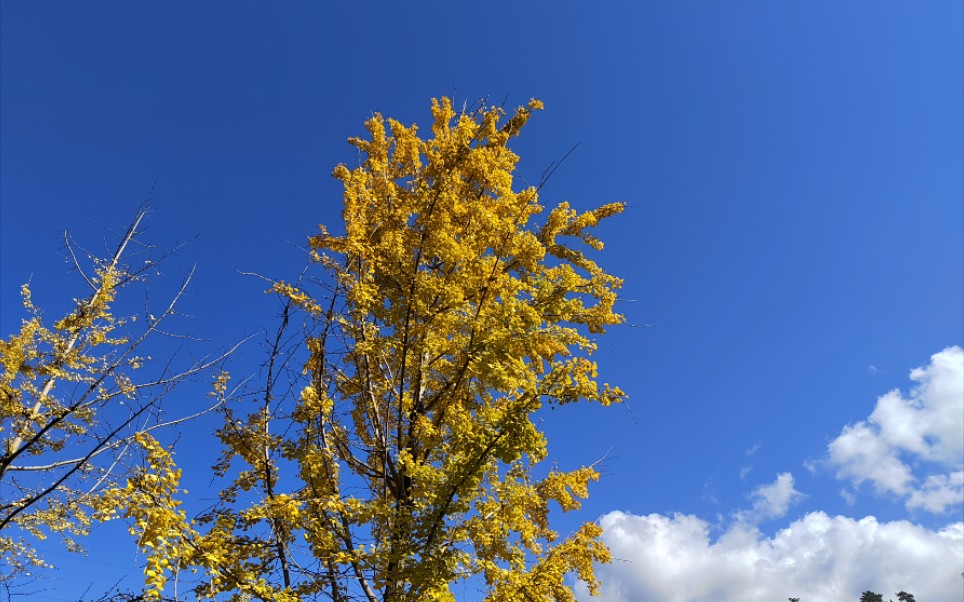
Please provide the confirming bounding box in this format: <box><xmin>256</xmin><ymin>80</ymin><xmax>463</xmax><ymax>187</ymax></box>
<box><xmin>97</xmin><ymin>433</ymin><xmax>195</xmax><ymax>599</ymax></box>
<box><xmin>1</xmin><ymin>260</ymin><xmax>150</xmax><ymax>576</ymax></box>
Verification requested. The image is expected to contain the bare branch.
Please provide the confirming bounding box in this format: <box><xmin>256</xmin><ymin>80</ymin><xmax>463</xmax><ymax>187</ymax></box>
<box><xmin>64</xmin><ymin>231</ymin><xmax>96</xmax><ymax>291</ymax></box>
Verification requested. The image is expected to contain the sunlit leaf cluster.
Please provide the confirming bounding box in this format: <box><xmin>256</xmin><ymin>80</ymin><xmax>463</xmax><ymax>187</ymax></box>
<box><xmin>0</xmin><ymin>211</ymin><xmax>230</xmax><ymax>581</ymax></box>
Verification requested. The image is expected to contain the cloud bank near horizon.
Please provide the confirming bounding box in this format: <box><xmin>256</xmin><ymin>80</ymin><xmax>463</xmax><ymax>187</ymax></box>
<box><xmin>577</xmin><ymin>347</ymin><xmax>964</xmax><ymax>602</ymax></box>
<box><xmin>578</xmin><ymin>510</ymin><xmax>962</xmax><ymax>602</ymax></box>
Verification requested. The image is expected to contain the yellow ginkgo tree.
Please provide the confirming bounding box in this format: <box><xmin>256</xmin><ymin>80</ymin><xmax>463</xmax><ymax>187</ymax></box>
<box><xmin>113</xmin><ymin>98</ymin><xmax>627</xmax><ymax>602</ymax></box>
<box><xmin>0</xmin><ymin>207</ymin><xmax>236</xmax><ymax>580</ymax></box>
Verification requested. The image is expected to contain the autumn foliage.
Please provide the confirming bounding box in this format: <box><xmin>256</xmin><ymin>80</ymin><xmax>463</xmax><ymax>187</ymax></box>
<box><xmin>2</xmin><ymin>98</ymin><xmax>626</xmax><ymax>601</ymax></box>
<box><xmin>0</xmin><ymin>210</ymin><xmax>230</xmax><ymax>578</ymax></box>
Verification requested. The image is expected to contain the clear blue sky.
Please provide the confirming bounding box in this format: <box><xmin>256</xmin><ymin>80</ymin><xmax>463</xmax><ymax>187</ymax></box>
<box><xmin>1</xmin><ymin>2</ymin><xmax>962</xmax><ymax>600</ymax></box>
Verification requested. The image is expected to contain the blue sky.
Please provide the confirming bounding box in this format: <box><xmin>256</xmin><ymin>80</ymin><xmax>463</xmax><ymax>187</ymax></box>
<box><xmin>1</xmin><ymin>2</ymin><xmax>962</xmax><ymax>601</ymax></box>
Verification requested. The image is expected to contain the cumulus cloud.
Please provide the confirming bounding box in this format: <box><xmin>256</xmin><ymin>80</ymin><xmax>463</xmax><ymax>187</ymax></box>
<box><xmin>743</xmin><ymin>472</ymin><xmax>804</xmax><ymax>522</ymax></box>
<box><xmin>828</xmin><ymin>421</ymin><xmax>916</xmax><ymax>495</ymax></box>
<box><xmin>577</xmin><ymin>348</ymin><xmax>964</xmax><ymax>601</ymax></box>
<box><xmin>827</xmin><ymin>346</ymin><xmax>964</xmax><ymax>513</ymax></box>
<box><xmin>576</xmin><ymin>510</ymin><xmax>964</xmax><ymax>602</ymax></box>
<box><xmin>906</xmin><ymin>471</ymin><xmax>964</xmax><ymax>514</ymax></box>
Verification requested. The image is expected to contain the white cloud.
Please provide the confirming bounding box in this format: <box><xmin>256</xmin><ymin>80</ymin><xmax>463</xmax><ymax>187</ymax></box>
<box><xmin>906</xmin><ymin>471</ymin><xmax>964</xmax><ymax>514</ymax></box>
<box><xmin>743</xmin><ymin>472</ymin><xmax>804</xmax><ymax>522</ymax></box>
<box><xmin>576</xmin><ymin>348</ymin><xmax>964</xmax><ymax>601</ymax></box>
<box><xmin>577</xmin><ymin>510</ymin><xmax>964</xmax><ymax>602</ymax></box>
<box><xmin>828</xmin><ymin>421</ymin><xmax>915</xmax><ymax>495</ymax></box>
<box><xmin>826</xmin><ymin>346</ymin><xmax>964</xmax><ymax>513</ymax></box>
